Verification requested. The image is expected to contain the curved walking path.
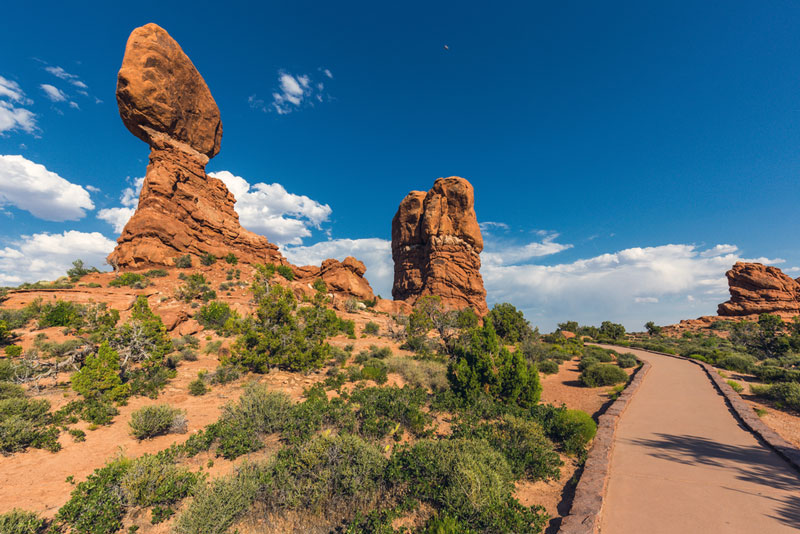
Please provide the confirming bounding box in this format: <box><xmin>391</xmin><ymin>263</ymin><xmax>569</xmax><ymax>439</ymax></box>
<box><xmin>598</xmin><ymin>347</ymin><xmax>800</xmax><ymax>534</ymax></box>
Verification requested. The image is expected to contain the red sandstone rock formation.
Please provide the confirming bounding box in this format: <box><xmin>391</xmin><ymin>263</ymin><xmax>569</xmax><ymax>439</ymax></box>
<box><xmin>391</xmin><ymin>176</ymin><xmax>487</xmax><ymax>314</ymax></box>
<box><xmin>717</xmin><ymin>262</ymin><xmax>800</xmax><ymax>318</ymax></box>
<box><xmin>294</xmin><ymin>257</ymin><xmax>375</xmax><ymax>301</ymax></box>
<box><xmin>108</xmin><ymin>23</ymin><xmax>282</xmax><ymax>268</ymax></box>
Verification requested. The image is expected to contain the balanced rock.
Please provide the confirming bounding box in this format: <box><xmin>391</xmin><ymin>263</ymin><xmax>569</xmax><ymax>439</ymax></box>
<box><xmin>391</xmin><ymin>176</ymin><xmax>487</xmax><ymax>314</ymax></box>
<box><xmin>717</xmin><ymin>262</ymin><xmax>800</xmax><ymax>318</ymax></box>
<box><xmin>108</xmin><ymin>23</ymin><xmax>282</xmax><ymax>268</ymax></box>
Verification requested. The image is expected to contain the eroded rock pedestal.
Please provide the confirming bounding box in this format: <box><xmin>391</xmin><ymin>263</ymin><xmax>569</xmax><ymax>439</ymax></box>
<box><xmin>391</xmin><ymin>177</ymin><xmax>487</xmax><ymax>314</ymax></box>
<box><xmin>108</xmin><ymin>23</ymin><xmax>282</xmax><ymax>268</ymax></box>
<box><xmin>717</xmin><ymin>262</ymin><xmax>800</xmax><ymax>318</ymax></box>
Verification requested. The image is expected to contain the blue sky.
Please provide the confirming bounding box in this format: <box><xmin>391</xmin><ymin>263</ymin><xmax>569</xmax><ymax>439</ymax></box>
<box><xmin>0</xmin><ymin>1</ymin><xmax>798</xmax><ymax>331</ymax></box>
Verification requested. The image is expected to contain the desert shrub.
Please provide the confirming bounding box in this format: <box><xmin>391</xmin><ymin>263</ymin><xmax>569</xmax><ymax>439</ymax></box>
<box><xmin>108</xmin><ymin>272</ymin><xmax>145</xmax><ymax>288</ymax></box>
<box><xmin>260</xmin><ymin>433</ymin><xmax>387</xmax><ymax>515</ymax></box>
<box><xmin>211</xmin><ymin>385</ymin><xmax>293</xmax><ymax>459</ymax></box>
<box><xmin>753</xmin><ymin>365</ymin><xmax>800</xmax><ymax>383</ymax></box>
<box><xmin>312</xmin><ymin>278</ymin><xmax>327</xmax><ymax>293</ymax></box>
<box><xmin>422</xmin><ymin>514</ymin><xmax>478</xmax><ymax>534</ymax></box>
<box><xmin>144</xmin><ymin>269</ymin><xmax>168</xmax><ymax>278</ymax></box>
<box><xmin>189</xmin><ymin>378</ymin><xmax>207</xmax><ymax>396</ymax></box>
<box><xmin>196</xmin><ymin>301</ymin><xmax>238</xmax><ymax>335</ymax></box>
<box><xmin>363</xmin><ymin>321</ymin><xmax>380</xmax><ymax>335</ymax></box>
<box><xmin>129</xmin><ymin>404</ymin><xmax>187</xmax><ymax>440</ymax></box>
<box><xmin>350</xmin><ymin>386</ymin><xmax>430</xmax><ymax>439</ymax></box>
<box><xmin>4</xmin><ymin>345</ymin><xmax>22</xmax><ymax>357</ymax></box>
<box><xmin>0</xmin><ymin>397</ymin><xmax>60</xmax><ymax>453</ymax></box>
<box><xmin>231</xmin><ymin>285</ymin><xmax>333</xmax><ymax>373</ymax></box>
<box><xmin>486</xmin><ymin>303</ymin><xmax>533</xmax><ymax>343</ymax></box>
<box><xmin>391</xmin><ymin>438</ymin><xmax>547</xmax><ymax>533</ymax></box>
<box><xmin>598</xmin><ymin>321</ymin><xmax>626</xmax><ymax>340</ymax></box>
<box><xmin>727</xmin><ymin>380</ymin><xmax>744</xmax><ymax>393</ymax></box>
<box><xmin>78</xmin><ymin>399</ymin><xmax>120</xmax><ymax>425</ymax></box>
<box><xmin>616</xmin><ymin>353</ymin><xmax>638</xmax><ymax>368</ymax></box>
<box><xmin>173</xmin><ymin>463</ymin><xmax>261</xmax><ymax>534</ymax></box>
<box><xmin>276</xmin><ymin>264</ymin><xmax>294</xmax><ymax>280</ymax></box>
<box><xmin>0</xmin><ymin>509</ymin><xmax>46</xmax><ymax>534</ymax></box>
<box><xmin>386</xmin><ymin>356</ymin><xmax>448</xmax><ymax>391</ymax></box>
<box><xmin>200</xmin><ymin>253</ymin><xmax>217</xmax><ymax>266</ymax></box>
<box><xmin>176</xmin><ymin>273</ymin><xmax>216</xmax><ymax>302</ymax></box>
<box><xmin>580</xmin><ymin>364</ymin><xmax>628</xmax><ymax>387</ymax></box>
<box><xmin>71</xmin><ymin>342</ymin><xmax>130</xmax><ymax>402</ymax></box>
<box><xmin>38</xmin><ymin>300</ymin><xmax>83</xmax><ymax>328</ymax></box>
<box><xmin>224</xmin><ymin>253</ymin><xmax>238</xmax><ymax>265</ymax></box>
<box><xmin>0</xmin><ymin>381</ymin><xmax>25</xmax><ymax>400</ymax></box>
<box><xmin>716</xmin><ymin>353</ymin><xmax>756</xmax><ymax>373</ymax></box>
<box><xmin>448</xmin><ymin>321</ymin><xmax>541</xmax><ymax>408</ymax></box>
<box><xmin>751</xmin><ymin>382</ymin><xmax>800</xmax><ymax>412</ymax></box>
<box><xmin>120</xmin><ymin>453</ymin><xmax>198</xmax><ymax>511</ymax></box>
<box><xmin>537</xmin><ymin>359</ymin><xmax>559</xmax><ymax>375</ymax></box>
<box><xmin>55</xmin><ymin>456</ymin><xmax>132</xmax><ymax>534</ymax></box>
<box><xmin>578</xmin><ymin>356</ymin><xmax>599</xmax><ymax>372</ymax></box>
<box><xmin>209</xmin><ymin>364</ymin><xmax>239</xmax><ymax>384</ymax></box>
<box><xmin>360</xmin><ymin>358</ymin><xmax>388</xmax><ymax>384</ymax></box>
<box><xmin>67</xmin><ymin>259</ymin><xmax>99</xmax><ymax>282</ymax></box>
<box><xmin>534</xmin><ymin>406</ymin><xmax>597</xmax><ymax>456</ymax></box>
<box><xmin>173</xmin><ymin>255</ymin><xmax>193</xmax><ymax>268</ymax></box>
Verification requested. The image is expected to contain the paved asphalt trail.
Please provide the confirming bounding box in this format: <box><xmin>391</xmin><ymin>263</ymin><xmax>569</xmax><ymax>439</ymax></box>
<box><xmin>597</xmin><ymin>347</ymin><xmax>800</xmax><ymax>534</ymax></box>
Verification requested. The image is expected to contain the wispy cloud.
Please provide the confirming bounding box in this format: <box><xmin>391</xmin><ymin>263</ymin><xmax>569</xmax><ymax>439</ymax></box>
<box><xmin>0</xmin><ymin>76</ymin><xmax>36</xmax><ymax>134</ymax></box>
<box><xmin>44</xmin><ymin>66</ymin><xmax>88</xmax><ymax>89</ymax></box>
<box><xmin>97</xmin><ymin>176</ymin><xmax>143</xmax><ymax>233</ymax></box>
<box><xmin>250</xmin><ymin>70</ymin><xmax>332</xmax><ymax>114</ymax></box>
<box><xmin>40</xmin><ymin>83</ymin><xmax>67</xmax><ymax>102</ymax></box>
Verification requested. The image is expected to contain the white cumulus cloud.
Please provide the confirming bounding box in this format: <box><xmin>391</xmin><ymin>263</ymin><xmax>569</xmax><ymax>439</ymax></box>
<box><xmin>97</xmin><ymin>176</ymin><xmax>143</xmax><ymax>233</ymax></box>
<box><xmin>0</xmin><ymin>231</ymin><xmax>115</xmax><ymax>286</ymax></box>
<box><xmin>209</xmin><ymin>170</ymin><xmax>332</xmax><ymax>245</ymax></box>
<box><xmin>250</xmin><ymin>70</ymin><xmax>331</xmax><ymax>114</ymax></box>
<box><xmin>40</xmin><ymin>84</ymin><xmax>67</xmax><ymax>102</ymax></box>
<box><xmin>482</xmin><ymin>232</ymin><xmax>572</xmax><ymax>266</ymax></box>
<box><xmin>0</xmin><ymin>76</ymin><xmax>36</xmax><ymax>134</ymax></box>
<box><xmin>0</xmin><ymin>155</ymin><xmax>94</xmax><ymax>221</ymax></box>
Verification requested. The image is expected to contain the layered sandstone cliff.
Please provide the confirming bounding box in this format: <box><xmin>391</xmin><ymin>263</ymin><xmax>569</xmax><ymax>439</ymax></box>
<box><xmin>717</xmin><ymin>262</ymin><xmax>800</xmax><ymax>318</ymax></box>
<box><xmin>391</xmin><ymin>177</ymin><xmax>487</xmax><ymax>314</ymax></box>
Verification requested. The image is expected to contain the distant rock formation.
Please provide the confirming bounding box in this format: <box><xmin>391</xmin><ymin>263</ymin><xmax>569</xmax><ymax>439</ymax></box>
<box><xmin>391</xmin><ymin>176</ymin><xmax>488</xmax><ymax>314</ymax></box>
<box><xmin>717</xmin><ymin>262</ymin><xmax>800</xmax><ymax>318</ymax></box>
<box><xmin>295</xmin><ymin>257</ymin><xmax>375</xmax><ymax>301</ymax></box>
<box><xmin>108</xmin><ymin>23</ymin><xmax>282</xmax><ymax>268</ymax></box>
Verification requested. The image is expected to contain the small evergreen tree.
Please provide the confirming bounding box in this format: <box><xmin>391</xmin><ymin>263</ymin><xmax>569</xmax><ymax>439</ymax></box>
<box><xmin>72</xmin><ymin>342</ymin><xmax>130</xmax><ymax>401</ymax></box>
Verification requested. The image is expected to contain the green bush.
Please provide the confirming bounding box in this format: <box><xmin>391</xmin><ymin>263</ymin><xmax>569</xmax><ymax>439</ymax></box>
<box><xmin>174</xmin><ymin>255</ymin><xmax>193</xmax><ymax>268</ymax></box>
<box><xmin>173</xmin><ymin>463</ymin><xmax>261</xmax><ymax>534</ymax></box>
<box><xmin>0</xmin><ymin>397</ymin><xmax>60</xmax><ymax>453</ymax></box>
<box><xmin>489</xmin><ymin>414</ymin><xmax>561</xmax><ymax>481</ymax></box>
<box><xmin>260</xmin><ymin>434</ymin><xmax>387</xmax><ymax>515</ymax></box>
<box><xmin>617</xmin><ymin>353</ymin><xmax>638</xmax><ymax>368</ymax></box>
<box><xmin>392</xmin><ymin>438</ymin><xmax>546</xmax><ymax>533</ymax></box>
<box><xmin>188</xmin><ymin>378</ymin><xmax>207</xmax><ymax>396</ymax></box>
<box><xmin>56</xmin><ymin>456</ymin><xmax>132</xmax><ymax>534</ymax></box>
<box><xmin>0</xmin><ymin>381</ymin><xmax>25</xmax><ymax>400</ymax></box>
<box><xmin>580</xmin><ymin>363</ymin><xmax>628</xmax><ymax>387</ymax></box>
<box><xmin>716</xmin><ymin>353</ymin><xmax>755</xmax><ymax>373</ymax></box>
<box><xmin>363</xmin><ymin>321</ymin><xmax>380</xmax><ymax>335</ymax></box>
<box><xmin>753</xmin><ymin>365</ymin><xmax>800</xmax><ymax>383</ymax></box>
<box><xmin>4</xmin><ymin>344</ymin><xmax>22</xmax><ymax>357</ymax></box>
<box><xmin>108</xmin><ymin>272</ymin><xmax>145</xmax><ymax>288</ymax></box>
<box><xmin>537</xmin><ymin>359</ymin><xmax>559</xmax><ymax>375</ymax></box>
<box><xmin>578</xmin><ymin>356</ymin><xmax>599</xmax><ymax>372</ymax></box>
<box><xmin>486</xmin><ymin>303</ymin><xmax>533</xmax><ymax>343</ymax></box>
<box><xmin>276</xmin><ymin>264</ymin><xmax>294</xmax><ymax>280</ymax></box>
<box><xmin>0</xmin><ymin>509</ymin><xmax>46</xmax><ymax>534</ymax></box>
<box><xmin>360</xmin><ymin>358</ymin><xmax>388</xmax><ymax>384</ymax></box>
<box><xmin>541</xmin><ymin>408</ymin><xmax>598</xmax><ymax>456</ymax></box>
<box><xmin>196</xmin><ymin>301</ymin><xmax>238</xmax><ymax>334</ymax></box>
<box><xmin>200</xmin><ymin>253</ymin><xmax>217</xmax><ymax>266</ymax></box>
<box><xmin>224</xmin><ymin>253</ymin><xmax>238</xmax><ymax>265</ymax></box>
<box><xmin>312</xmin><ymin>278</ymin><xmax>327</xmax><ymax>293</ymax></box>
<box><xmin>144</xmin><ymin>269</ymin><xmax>168</xmax><ymax>278</ymax></box>
<box><xmin>386</xmin><ymin>357</ymin><xmax>448</xmax><ymax>391</ymax></box>
<box><xmin>350</xmin><ymin>386</ymin><xmax>430</xmax><ymax>439</ymax></box>
<box><xmin>67</xmin><ymin>259</ymin><xmax>99</xmax><ymax>282</ymax></box>
<box><xmin>120</xmin><ymin>454</ymin><xmax>198</xmax><ymax>508</ymax></box>
<box><xmin>71</xmin><ymin>342</ymin><xmax>129</xmax><ymax>402</ymax></box>
<box><xmin>176</xmin><ymin>273</ymin><xmax>216</xmax><ymax>302</ymax></box>
<box><xmin>129</xmin><ymin>404</ymin><xmax>187</xmax><ymax>440</ymax></box>
<box><xmin>727</xmin><ymin>380</ymin><xmax>744</xmax><ymax>393</ymax></box>
<box><xmin>38</xmin><ymin>300</ymin><xmax>83</xmax><ymax>328</ymax></box>
<box><xmin>751</xmin><ymin>382</ymin><xmax>800</xmax><ymax>411</ymax></box>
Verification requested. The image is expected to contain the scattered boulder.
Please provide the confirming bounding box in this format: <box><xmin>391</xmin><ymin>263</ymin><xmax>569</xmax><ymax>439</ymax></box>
<box><xmin>717</xmin><ymin>262</ymin><xmax>800</xmax><ymax>318</ymax></box>
<box><xmin>108</xmin><ymin>23</ymin><xmax>282</xmax><ymax>269</ymax></box>
<box><xmin>295</xmin><ymin>256</ymin><xmax>375</xmax><ymax>301</ymax></box>
<box><xmin>391</xmin><ymin>176</ymin><xmax>487</xmax><ymax>314</ymax></box>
